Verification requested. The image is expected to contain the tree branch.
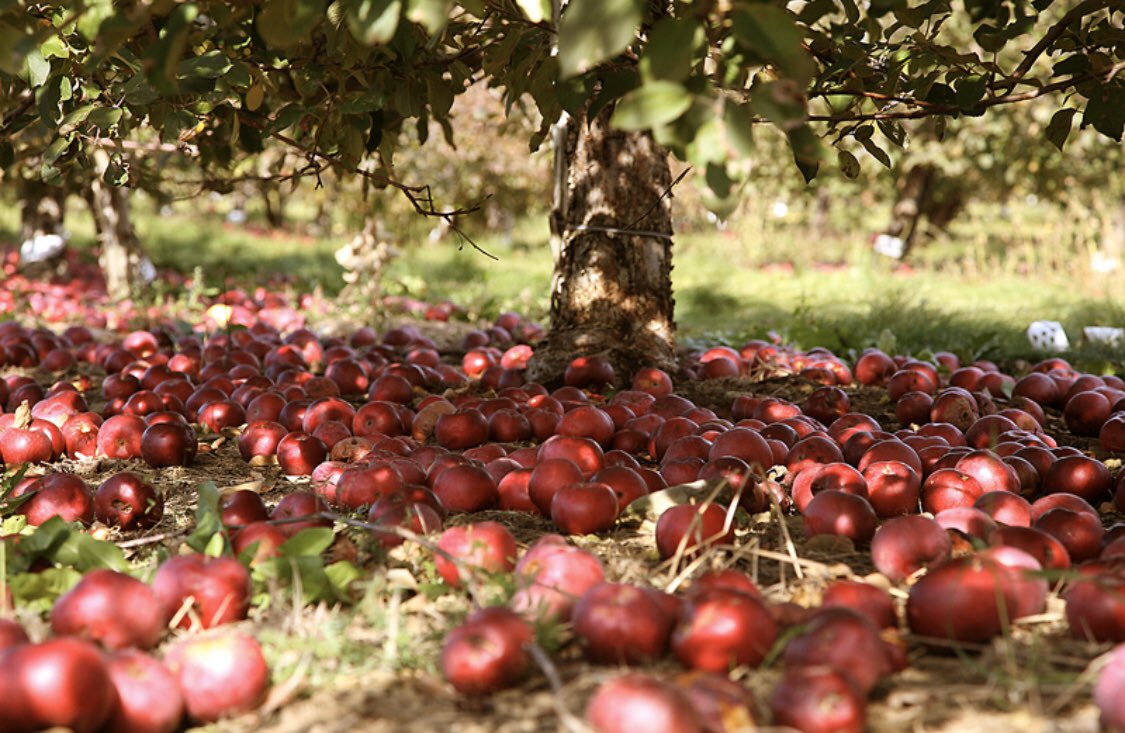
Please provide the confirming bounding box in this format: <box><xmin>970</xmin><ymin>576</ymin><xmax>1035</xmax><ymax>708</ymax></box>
<box><xmin>801</xmin><ymin>64</ymin><xmax>1125</xmax><ymax>124</ymax></box>
<box><xmin>1009</xmin><ymin>0</ymin><xmax>1114</xmax><ymax>83</ymax></box>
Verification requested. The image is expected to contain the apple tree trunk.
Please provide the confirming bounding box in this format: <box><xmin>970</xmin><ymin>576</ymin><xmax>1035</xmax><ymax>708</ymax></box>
<box><xmin>18</xmin><ymin>178</ymin><xmax>65</xmax><ymax>243</ymax></box>
<box><xmin>527</xmin><ymin>106</ymin><xmax>677</xmax><ymax>386</ymax></box>
<box><xmin>85</xmin><ymin>151</ymin><xmax>145</xmax><ymax>301</ymax></box>
<box><xmin>884</xmin><ymin>164</ymin><xmax>935</xmax><ymax>258</ymax></box>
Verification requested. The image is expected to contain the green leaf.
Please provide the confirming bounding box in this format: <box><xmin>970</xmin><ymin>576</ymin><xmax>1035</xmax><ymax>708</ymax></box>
<box><xmin>587</xmin><ymin>67</ymin><xmax>639</xmax><ymax>121</ymax></box>
<box><xmin>280</xmin><ymin>527</ymin><xmax>335</xmax><ymax>558</ymax></box>
<box><xmin>344</xmin><ymin>0</ymin><xmax>402</xmax><ymax>45</ymax></box>
<box><xmin>973</xmin><ymin>24</ymin><xmax>1007</xmax><ymax>53</ymax></box>
<box><xmin>24</xmin><ymin>48</ymin><xmax>48</xmax><ymax>88</ymax></box>
<box><xmin>187</xmin><ymin>481</ymin><xmax>227</xmax><ymax>554</ymax></box>
<box><xmin>42</xmin><ymin>135</ymin><xmax>72</xmax><ymax>166</ymax></box>
<box><xmin>204</xmin><ymin>531</ymin><xmax>226</xmax><ymax>558</ymax></box>
<box><xmin>611</xmin><ymin>80</ymin><xmax>692</xmax><ymax>131</ymax></box>
<box><xmin>407</xmin><ymin>0</ymin><xmax>452</xmax><ymax>34</ymax></box>
<box><xmin>7</xmin><ymin>567</ymin><xmax>81</xmax><ymax>614</ymax></box>
<box><xmin>37</xmin><ymin>74</ymin><xmax>69</xmax><ymax>127</ymax></box>
<box><xmin>837</xmin><ymin>149</ymin><xmax>860</xmax><ymax>179</ymax></box>
<box><xmin>258</xmin><ymin>0</ymin><xmax>327</xmax><ymax>48</ymax></box>
<box><xmin>748</xmin><ymin>79</ymin><xmax>807</xmax><ymax>130</ymax></box>
<box><xmin>787</xmin><ymin>125</ymin><xmax>822</xmax><ymax>183</ymax></box>
<box><xmin>639</xmin><ymin>17</ymin><xmax>699</xmax><ymax>82</ymax></box>
<box><xmin>723</xmin><ymin>101</ymin><xmax>755</xmax><ymax>158</ymax></box>
<box><xmin>16</xmin><ymin>516</ymin><xmax>70</xmax><ymax>557</ymax></box>
<box><xmin>1046</xmin><ymin>108</ymin><xmax>1076</xmax><ymax>151</ymax></box>
<box><xmin>53</xmin><ymin>531</ymin><xmax>128</xmax><ymax>572</ymax></box>
<box><xmin>859</xmin><ymin>136</ymin><xmax>891</xmax><ymax>167</ymax></box>
<box><xmin>427</xmin><ymin>75</ymin><xmax>455</xmax><ymax>116</ymax></box>
<box><xmin>179</xmin><ymin>50</ymin><xmax>232</xmax><ymax>80</ymax></box>
<box><xmin>955</xmin><ymin>74</ymin><xmax>987</xmax><ymax>110</ymax></box>
<box><xmin>77</xmin><ymin>0</ymin><xmax>114</xmax><ymax>42</ymax></box>
<box><xmin>325</xmin><ymin>560</ymin><xmax>362</xmax><ymax>596</ymax></box>
<box><xmin>1082</xmin><ymin>85</ymin><xmax>1125</xmax><ymax>142</ymax></box>
<box><xmin>730</xmin><ymin>5</ymin><xmax>815</xmax><ymax>84</ymax></box>
<box><xmin>557</xmin><ymin>0</ymin><xmax>641</xmax><ymax>78</ymax></box>
<box><xmin>0</xmin><ymin>141</ymin><xmax>12</xmax><ymax>169</ymax></box>
<box><xmin>87</xmin><ymin>107</ymin><xmax>123</xmax><ymax>130</ymax></box>
<box><xmin>1053</xmin><ymin>55</ymin><xmax>1089</xmax><ymax>78</ymax></box>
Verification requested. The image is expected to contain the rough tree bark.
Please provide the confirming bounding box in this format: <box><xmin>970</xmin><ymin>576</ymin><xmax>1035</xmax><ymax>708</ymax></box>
<box><xmin>526</xmin><ymin>105</ymin><xmax>677</xmax><ymax>386</ymax></box>
<box><xmin>883</xmin><ymin>164</ymin><xmax>935</xmax><ymax>258</ymax></box>
<box><xmin>85</xmin><ymin>150</ymin><xmax>145</xmax><ymax>301</ymax></box>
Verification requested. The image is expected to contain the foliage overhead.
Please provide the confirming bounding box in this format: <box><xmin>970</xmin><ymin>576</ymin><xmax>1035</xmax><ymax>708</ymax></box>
<box><xmin>0</xmin><ymin>0</ymin><xmax>1122</xmax><ymax>220</ymax></box>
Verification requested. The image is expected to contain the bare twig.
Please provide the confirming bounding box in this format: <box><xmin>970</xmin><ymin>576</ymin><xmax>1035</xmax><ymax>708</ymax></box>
<box><xmin>624</xmin><ymin>165</ymin><xmax>692</xmax><ymax>231</ymax></box>
<box><xmin>115</xmin><ymin>531</ymin><xmax>187</xmax><ymax>549</ymax></box>
<box><xmin>527</xmin><ymin>642</ymin><xmax>591</xmax><ymax>733</ymax></box>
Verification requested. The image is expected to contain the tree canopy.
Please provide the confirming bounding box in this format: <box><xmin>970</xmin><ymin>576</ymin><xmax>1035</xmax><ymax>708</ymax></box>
<box><xmin>0</xmin><ymin>0</ymin><xmax>1122</xmax><ymax>223</ymax></box>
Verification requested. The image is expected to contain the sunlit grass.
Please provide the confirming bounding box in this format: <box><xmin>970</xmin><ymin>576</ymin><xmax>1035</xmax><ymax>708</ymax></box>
<box><xmin>3</xmin><ymin>194</ymin><xmax>1123</xmax><ymax>371</ymax></box>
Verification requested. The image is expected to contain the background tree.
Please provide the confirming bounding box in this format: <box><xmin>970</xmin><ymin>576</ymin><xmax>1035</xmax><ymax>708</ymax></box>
<box><xmin>1</xmin><ymin>0</ymin><xmax>1122</xmax><ymax>380</ymax></box>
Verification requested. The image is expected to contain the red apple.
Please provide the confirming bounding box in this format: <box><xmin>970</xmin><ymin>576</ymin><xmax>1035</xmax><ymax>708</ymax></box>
<box><xmin>94</xmin><ymin>472</ymin><xmax>163</xmax><ymax>530</ymax></box>
<box><xmin>51</xmin><ymin>569</ymin><xmax>164</xmax><ymax>650</ymax></box>
<box><xmin>164</xmin><ymin>632</ymin><xmax>269</xmax><ymax>723</ymax></box>
<box><xmin>441</xmin><ymin>606</ymin><xmax>532</xmax><ymax>696</ymax></box>
<box><xmin>434</xmin><ymin>521</ymin><xmax>518</xmax><ymax>588</ymax></box>
<box><xmin>1</xmin><ymin>638</ymin><xmax>117</xmax><ymax>733</ymax></box>
<box><xmin>671</xmin><ymin>588</ymin><xmax>777</xmax><ymax>672</ymax></box>
<box><xmin>655</xmin><ymin>503</ymin><xmax>735</xmax><ymax>560</ymax></box>
<box><xmin>572</xmin><ymin>583</ymin><xmax>675</xmax><ymax>664</ymax></box>
<box><xmin>585</xmin><ymin>674</ymin><xmax>702</xmax><ymax>733</ymax></box>
<box><xmin>151</xmin><ymin>554</ymin><xmax>251</xmax><ymax>630</ymax></box>
<box><xmin>104</xmin><ymin>650</ymin><xmax>185</xmax><ymax>733</ymax></box>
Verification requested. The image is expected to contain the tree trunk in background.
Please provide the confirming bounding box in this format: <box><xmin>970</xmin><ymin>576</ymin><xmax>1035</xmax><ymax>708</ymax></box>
<box><xmin>258</xmin><ymin>181</ymin><xmax>284</xmax><ymax>229</ymax></box>
<box><xmin>19</xmin><ymin>178</ymin><xmax>65</xmax><ymax>242</ymax></box>
<box><xmin>86</xmin><ymin>151</ymin><xmax>144</xmax><ymax>301</ymax></box>
<box><xmin>884</xmin><ymin>164</ymin><xmax>935</xmax><ymax>258</ymax></box>
<box><xmin>1099</xmin><ymin>196</ymin><xmax>1125</xmax><ymax>270</ymax></box>
<box><xmin>527</xmin><ymin>106</ymin><xmax>677</xmax><ymax>386</ymax></box>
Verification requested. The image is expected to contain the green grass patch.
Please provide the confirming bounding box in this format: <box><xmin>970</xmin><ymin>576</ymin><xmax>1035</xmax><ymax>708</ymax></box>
<box><xmin>4</xmin><ymin>196</ymin><xmax>1124</xmax><ymax>372</ymax></box>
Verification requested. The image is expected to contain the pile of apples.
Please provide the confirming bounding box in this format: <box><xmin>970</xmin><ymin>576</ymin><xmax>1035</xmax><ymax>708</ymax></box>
<box><xmin>2</xmin><ymin>308</ymin><xmax>1125</xmax><ymax>732</ymax></box>
<box><xmin>0</xmin><ymin>563</ymin><xmax>267</xmax><ymax>733</ymax></box>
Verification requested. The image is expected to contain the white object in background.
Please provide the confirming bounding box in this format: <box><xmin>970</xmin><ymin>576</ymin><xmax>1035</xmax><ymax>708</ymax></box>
<box><xmin>1027</xmin><ymin>321</ymin><xmax>1069</xmax><ymax>351</ymax></box>
<box><xmin>1083</xmin><ymin>327</ymin><xmax>1125</xmax><ymax>345</ymax></box>
<box><xmin>1090</xmin><ymin>250</ymin><xmax>1120</xmax><ymax>273</ymax></box>
<box><xmin>873</xmin><ymin>234</ymin><xmax>904</xmax><ymax>259</ymax></box>
<box><xmin>138</xmin><ymin>257</ymin><xmax>157</xmax><ymax>284</ymax></box>
<box><xmin>226</xmin><ymin>208</ymin><xmax>248</xmax><ymax>225</ymax></box>
<box><xmin>771</xmin><ymin>200</ymin><xmax>790</xmax><ymax>218</ymax></box>
<box><xmin>19</xmin><ymin>233</ymin><xmax>66</xmax><ymax>263</ymax></box>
